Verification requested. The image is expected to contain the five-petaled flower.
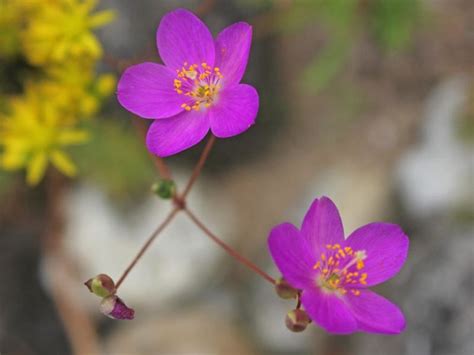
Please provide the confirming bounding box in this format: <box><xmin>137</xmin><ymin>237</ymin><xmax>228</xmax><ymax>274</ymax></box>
<box><xmin>118</xmin><ymin>8</ymin><xmax>259</xmax><ymax>157</ymax></box>
<box><xmin>268</xmin><ymin>196</ymin><xmax>409</xmax><ymax>334</ymax></box>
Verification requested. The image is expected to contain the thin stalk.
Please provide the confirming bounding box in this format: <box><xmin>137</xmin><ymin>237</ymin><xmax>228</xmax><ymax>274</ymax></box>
<box><xmin>180</xmin><ymin>135</ymin><xmax>216</xmax><ymax>200</ymax></box>
<box><xmin>115</xmin><ymin>207</ymin><xmax>180</xmax><ymax>290</ymax></box>
<box><xmin>184</xmin><ymin>207</ymin><xmax>275</xmax><ymax>284</ymax></box>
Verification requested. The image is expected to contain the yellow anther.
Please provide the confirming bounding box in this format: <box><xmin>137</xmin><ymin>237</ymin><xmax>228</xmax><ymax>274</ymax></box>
<box><xmin>351</xmin><ymin>289</ymin><xmax>361</xmax><ymax>296</ymax></box>
<box><xmin>359</xmin><ymin>273</ymin><xmax>368</xmax><ymax>285</ymax></box>
<box><xmin>313</xmin><ymin>261</ymin><xmax>321</xmax><ymax>270</ymax></box>
<box><xmin>357</xmin><ymin>260</ymin><xmax>364</xmax><ymax>270</ymax></box>
<box><xmin>338</xmin><ymin>249</ymin><xmax>346</xmax><ymax>258</ymax></box>
<box><xmin>321</xmin><ymin>253</ymin><xmax>326</xmax><ymax>261</ymax></box>
<box><xmin>326</xmin><ymin>244</ymin><xmax>332</xmax><ymax>249</ymax></box>
<box><xmin>185</xmin><ymin>70</ymin><xmax>197</xmax><ymax>80</ymax></box>
<box><xmin>332</xmin><ymin>244</ymin><xmax>341</xmax><ymax>249</ymax></box>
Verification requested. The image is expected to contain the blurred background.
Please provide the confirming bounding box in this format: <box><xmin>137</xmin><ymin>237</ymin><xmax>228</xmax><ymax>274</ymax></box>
<box><xmin>0</xmin><ymin>0</ymin><xmax>473</xmax><ymax>354</ymax></box>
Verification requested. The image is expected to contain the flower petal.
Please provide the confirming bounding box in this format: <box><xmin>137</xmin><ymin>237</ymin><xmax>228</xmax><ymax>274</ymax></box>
<box><xmin>301</xmin><ymin>288</ymin><xmax>358</xmax><ymax>334</ymax></box>
<box><xmin>117</xmin><ymin>63</ymin><xmax>184</xmax><ymax>119</ymax></box>
<box><xmin>215</xmin><ymin>22</ymin><xmax>252</xmax><ymax>85</ymax></box>
<box><xmin>209</xmin><ymin>84</ymin><xmax>258</xmax><ymax>138</ymax></box>
<box><xmin>346</xmin><ymin>290</ymin><xmax>406</xmax><ymax>334</ymax></box>
<box><xmin>27</xmin><ymin>152</ymin><xmax>48</xmax><ymax>186</ymax></box>
<box><xmin>146</xmin><ymin>110</ymin><xmax>210</xmax><ymax>157</ymax></box>
<box><xmin>268</xmin><ymin>223</ymin><xmax>316</xmax><ymax>289</ymax></box>
<box><xmin>301</xmin><ymin>197</ymin><xmax>345</xmax><ymax>258</ymax></box>
<box><xmin>50</xmin><ymin>150</ymin><xmax>77</xmax><ymax>177</ymax></box>
<box><xmin>345</xmin><ymin>223</ymin><xmax>409</xmax><ymax>287</ymax></box>
<box><xmin>157</xmin><ymin>8</ymin><xmax>215</xmax><ymax>70</ymax></box>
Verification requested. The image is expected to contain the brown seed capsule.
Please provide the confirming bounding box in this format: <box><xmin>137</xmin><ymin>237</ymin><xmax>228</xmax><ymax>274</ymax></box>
<box><xmin>84</xmin><ymin>274</ymin><xmax>116</xmax><ymax>298</ymax></box>
<box><xmin>275</xmin><ymin>277</ymin><xmax>299</xmax><ymax>299</ymax></box>
<box><xmin>285</xmin><ymin>309</ymin><xmax>310</xmax><ymax>332</ymax></box>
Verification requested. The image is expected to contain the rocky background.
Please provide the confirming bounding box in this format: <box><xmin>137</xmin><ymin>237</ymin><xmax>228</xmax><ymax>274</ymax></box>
<box><xmin>0</xmin><ymin>0</ymin><xmax>473</xmax><ymax>354</ymax></box>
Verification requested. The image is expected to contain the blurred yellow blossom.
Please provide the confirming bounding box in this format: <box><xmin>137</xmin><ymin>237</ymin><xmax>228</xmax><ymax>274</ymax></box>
<box><xmin>0</xmin><ymin>0</ymin><xmax>22</xmax><ymax>57</ymax></box>
<box><xmin>21</xmin><ymin>0</ymin><xmax>115</xmax><ymax>65</ymax></box>
<box><xmin>0</xmin><ymin>85</ymin><xmax>89</xmax><ymax>185</ymax></box>
<box><xmin>42</xmin><ymin>63</ymin><xmax>116</xmax><ymax>119</ymax></box>
<box><xmin>0</xmin><ymin>0</ymin><xmax>115</xmax><ymax>186</ymax></box>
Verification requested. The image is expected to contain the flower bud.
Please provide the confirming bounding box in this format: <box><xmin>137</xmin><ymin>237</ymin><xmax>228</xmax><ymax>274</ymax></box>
<box><xmin>285</xmin><ymin>309</ymin><xmax>310</xmax><ymax>332</ymax></box>
<box><xmin>151</xmin><ymin>179</ymin><xmax>176</xmax><ymax>199</ymax></box>
<box><xmin>275</xmin><ymin>277</ymin><xmax>298</xmax><ymax>299</ymax></box>
<box><xmin>84</xmin><ymin>274</ymin><xmax>116</xmax><ymax>298</ymax></box>
<box><xmin>100</xmin><ymin>296</ymin><xmax>135</xmax><ymax>320</ymax></box>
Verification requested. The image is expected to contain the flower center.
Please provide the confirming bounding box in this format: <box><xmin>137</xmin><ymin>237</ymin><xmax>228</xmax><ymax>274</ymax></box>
<box><xmin>314</xmin><ymin>244</ymin><xmax>368</xmax><ymax>296</ymax></box>
<box><xmin>173</xmin><ymin>62</ymin><xmax>223</xmax><ymax>111</ymax></box>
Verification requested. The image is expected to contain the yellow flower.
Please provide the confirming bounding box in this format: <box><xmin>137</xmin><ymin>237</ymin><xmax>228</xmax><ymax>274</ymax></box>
<box><xmin>40</xmin><ymin>62</ymin><xmax>116</xmax><ymax>120</ymax></box>
<box><xmin>0</xmin><ymin>86</ymin><xmax>89</xmax><ymax>185</ymax></box>
<box><xmin>21</xmin><ymin>0</ymin><xmax>115</xmax><ymax>65</ymax></box>
<box><xmin>0</xmin><ymin>0</ymin><xmax>22</xmax><ymax>57</ymax></box>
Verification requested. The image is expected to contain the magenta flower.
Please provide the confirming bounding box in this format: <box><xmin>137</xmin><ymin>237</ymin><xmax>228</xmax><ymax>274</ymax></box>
<box><xmin>268</xmin><ymin>197</ymin><xmax>409</xmax><ymax>335</ymax></box>
<box><xmin>117</xmin><ymin>8</ymin><xmax>259</xmax><ymax>157</ymax></box>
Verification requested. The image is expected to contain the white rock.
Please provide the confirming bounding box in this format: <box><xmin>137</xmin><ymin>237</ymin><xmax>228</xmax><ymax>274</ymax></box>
<box><xmin>397</xmin><ymin>76</ymin><xmax>473</xmax><ymax>217</ymax></box>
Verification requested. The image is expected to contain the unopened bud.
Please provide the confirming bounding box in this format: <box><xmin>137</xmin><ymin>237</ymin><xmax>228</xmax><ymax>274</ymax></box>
<box><xmin>151</xmin><ymin>179</ymin><xmax>176</xmax><ymax>199</ymax></box>
<box><xmin>100</xmin><ymin>295</ymin><xmax>135</xmax><ymax>320</ymax></box>
<box><xmin>285</xmin><ymin>309</ymin><xmax>310</xmax><ymax>332</ymax></box>
<box><xmin>275</xmin><ymin>277</ymin><xmax>298</xmax><ymax>299</ymax></box>
<box><xmin>84</xmin><ymin>274</ymin><xmax>116</xmax><ymax>298</ymax></box>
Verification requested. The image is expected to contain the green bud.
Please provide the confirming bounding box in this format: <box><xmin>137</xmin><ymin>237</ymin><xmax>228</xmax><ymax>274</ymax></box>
<box><xmin>275</xmin><ymin>277</ymin><xmax>299</xmax><ymax>299</ymax></box>
<box><xmin>84</xmin><ymin>274</ymin><xmax>116</xmax><ymax>298</ymax></box>
<box><xmin>285</xmin><ymin>309</ymin><xmax>310</xmax><ymax>332</ymax></box>
<box><xmin>151</xmin><ymin>179</ymin><xmax>176</xmax><ymax>199</ymax></box>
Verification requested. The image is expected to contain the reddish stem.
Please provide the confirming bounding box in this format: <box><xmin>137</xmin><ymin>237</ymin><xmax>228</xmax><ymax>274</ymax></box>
<box><xmin>180</xmin><ymin>135</ymin><xmax>216</xmax><ymax>200</ymax></box>
<box><xmin>184</xmin><ymin>207</ymin><xmax>275</xmax><ymax>285</ymax></box>
<box><xmin>115</xmin><ymin>207</ymin><xmax>180</xmax><ymax>290</ymax></box>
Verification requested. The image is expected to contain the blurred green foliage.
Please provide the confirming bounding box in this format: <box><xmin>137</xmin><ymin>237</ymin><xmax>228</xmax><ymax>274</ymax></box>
<box><xmin>458</xmin><ymin>87</ymin><xmax>474</xmax><ymax>143</ymax></box>
<box><xmin>265</xmin><ymin>0</ymin><xmax>425</xmax><ymax>92</ymax></box>
<box><xmin>370</xmin><ymin>0</ymin><xmax>423</xmax><ymax>51</ymax></box>
<box><xmin>73</xmin><ymin>119</ymin><xmax>156</xmax><ymax>199</ymax></box>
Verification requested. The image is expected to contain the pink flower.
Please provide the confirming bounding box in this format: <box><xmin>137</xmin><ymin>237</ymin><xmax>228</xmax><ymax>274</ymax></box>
<box><xmin>117</xmin><ymin>8</ymin><xmax>259</xmax><ymax>157</ymax></box>
<box><xmin>268</xmin><ymin>197</ymin><xmax>409</xmax><ymax>334</ymax></box>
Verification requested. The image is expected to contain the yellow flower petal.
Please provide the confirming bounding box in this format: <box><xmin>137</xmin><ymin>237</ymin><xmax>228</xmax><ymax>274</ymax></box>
<box><xmin>26</xmin><ymin>152</ymin><xmax>48</xmax><ymax>186</ymax></box>
<box><xmin>57</xmin><ymin>130</ymin><xmax>89</xmax><ymax>145</ymax></box>
<box><xmin>50</xmin><ymin>150</ymin><xmax>77</xmax><ymax>177</ymax></box>
<box><xmin>89</xmin><ymin>10</ymin><xmax>116</xmax><ymax>28</ymax></box>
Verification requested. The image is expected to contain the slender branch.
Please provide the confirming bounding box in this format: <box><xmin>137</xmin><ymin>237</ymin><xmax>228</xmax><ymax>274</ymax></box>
<box><xmin>118</xmin><ymin>130</ymin><xmax>216</xmax><ymax>290</ymax></box>
<box><xmin>184</xmin><ymin>207</ymin><xmax>275</xmax><ymax>285</ymax></box>
<box><xmin>180</xmin><ymin>135</ymin><xmax>216</xmax><ymax>200</ymax></box>
<box><xmin>115</xmin><ymin>207</ymin><xmax>180</xmax><ymax>290</ymax></box>
<box><xmin>132</xmin><ymin>118</ymin><xmax>173</xmax><ymax>180</ymax></box>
